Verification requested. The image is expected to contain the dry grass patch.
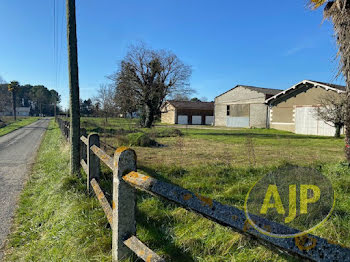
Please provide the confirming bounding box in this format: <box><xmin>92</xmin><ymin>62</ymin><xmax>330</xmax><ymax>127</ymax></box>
<box><xmin>104</xmin><ymin>135</ymin><xmax>344</xmax><ymax>169</ymax></box>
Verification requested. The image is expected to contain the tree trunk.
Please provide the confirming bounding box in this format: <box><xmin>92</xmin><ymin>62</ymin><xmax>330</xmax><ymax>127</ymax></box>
<box><xmin>66</xmin><ymin>0</ymin><xmax>80</xmax><ymax>175</ymax></box>
<box><xmin>144</xmin><ymin>104</ymin><xmax>154</xmax><ymax>128</ymax></box>
<box><xmin>12</xmin><ymin>91</ymin><xmax>16</xmax><ymax>121</ymax></box>
<box><xmin>139</xmin><ymin>107</ymin><xmax>146</xmax><ymax>127</ymax></box>
<box><xmin>335</xmin><ymin>123</ymin><xmax>341</xmax><ymax>138</ymax></box>
<box><xmin>345</xmin><ymin>87</ymin><xmax>350</xmax><ymax>161</ymax></box>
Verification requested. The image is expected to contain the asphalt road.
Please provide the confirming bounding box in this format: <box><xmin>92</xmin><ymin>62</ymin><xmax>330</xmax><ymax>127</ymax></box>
<box><xmin>0</xmin><ymin>118</ymin><xmax>50</xmax><ymax>260</ymax></box>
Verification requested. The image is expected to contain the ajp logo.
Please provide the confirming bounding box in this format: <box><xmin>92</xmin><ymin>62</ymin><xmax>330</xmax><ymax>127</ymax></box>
<box><xmin>244</xmin><ymin>166</ymin><xmax>335</xmax><ymax>238</ymax></box>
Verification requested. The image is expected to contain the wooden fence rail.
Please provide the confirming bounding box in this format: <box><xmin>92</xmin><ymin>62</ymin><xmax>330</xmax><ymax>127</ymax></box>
<box><xmin>56</xmin><ymin>118</ymin><xmax>350</xmax><ymax>262</ymax></box>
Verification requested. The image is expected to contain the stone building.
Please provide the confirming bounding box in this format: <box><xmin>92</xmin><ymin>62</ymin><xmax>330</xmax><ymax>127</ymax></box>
<box><xmin>161</xmin><ymin>100</ymin><xmax>214</xmax><ymax>125</ymax></box>
<box><xmin>266</xmin><ymin>80</ymin><xmax>346</xmax><ymax>136</ymax></box>
<box><xmin>214</xmin><ymin>85</ymin><xmax>282</xmax><ymax>128</ymax></box>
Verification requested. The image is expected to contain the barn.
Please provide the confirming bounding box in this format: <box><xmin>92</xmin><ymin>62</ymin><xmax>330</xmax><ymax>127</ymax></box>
<box><xmin>214</xmin><ymin>85</ymin><xmax>282</xmax><ymax>128</ymax></box>
<box><xmin>265</xmin><ymin>80</ymin><xmax>346</xmax><ymax>136</ymax></box>
<box><xmin>161</xmin><ymin>100</ymin><xmax>214</xmax><ymax>125</ymax></box>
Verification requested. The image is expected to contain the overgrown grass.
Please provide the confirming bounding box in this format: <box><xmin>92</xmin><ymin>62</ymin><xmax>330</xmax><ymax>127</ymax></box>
<box><xmin>5</xmin><ymin>117</ymin><xmax>350</xmax><ymax>261</ymax></box>
<box><xmin>0</xmin><ymin>116</ymin><xmax>30</xmax><ymax>126</ymax></box>
<box><xmin>134</xmin><ymin>162</ymin><xmax>350</xmax><ymax>261</ymax></box>
<box><xmin>87</xmin><ymin>117</ymin><xmax>350</xmax><ymax>261</ymax></box>
<box><xmin>0</xmin><ymin>117</ymin><xmax>40</xmax><ymax>137</ymax></box>
<box><xmin>4</xmin><ymin>120</ymin><xmax>112</xmax><ymax>261</ymax></box>
<box><xmin>80</xmin><ymin>117</ymin><xmax>138</xmax><ymax>134</ymax></box>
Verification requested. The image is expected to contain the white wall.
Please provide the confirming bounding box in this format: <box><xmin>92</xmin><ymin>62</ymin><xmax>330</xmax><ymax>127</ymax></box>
<box><xmin>215</xmin><ymin>86</ymin><xmax>267</xmax><ymax>127</ymax></box>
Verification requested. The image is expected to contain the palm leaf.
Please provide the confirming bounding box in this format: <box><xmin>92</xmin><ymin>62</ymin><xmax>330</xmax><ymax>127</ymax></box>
<box><xmin>309</xmin><ymin>0</ymin><xmax>328</xmax><ymax>8</ymax></box>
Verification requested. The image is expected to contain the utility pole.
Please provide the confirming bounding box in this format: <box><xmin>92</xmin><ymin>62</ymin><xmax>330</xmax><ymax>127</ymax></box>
<box><xmin>66</xmin><ymin>0</ymin><xmax>80</xmax><ymax>175</ymax></box>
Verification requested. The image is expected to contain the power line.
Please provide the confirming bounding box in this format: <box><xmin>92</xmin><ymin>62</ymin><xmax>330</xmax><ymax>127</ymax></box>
<box><xmin>57</xmin><ymin>0</ymin><xmax>65</xmax><ymax>94</ymax></box>
<box><xmin>53</xmin><ymin>0</ymin><xmax>56</xmax><ymax>92</ymax></box>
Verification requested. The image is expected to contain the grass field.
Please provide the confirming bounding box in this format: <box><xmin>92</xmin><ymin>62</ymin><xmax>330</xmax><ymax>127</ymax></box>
<box><xmin>5</xmin><ymin>117</ymin><xmax>350</xmax><ymax>261</ymax></box>
<box><xmin>0</xmin><ymin>117</ymin><xmax>40</xmax><ymax>137</ymax></box>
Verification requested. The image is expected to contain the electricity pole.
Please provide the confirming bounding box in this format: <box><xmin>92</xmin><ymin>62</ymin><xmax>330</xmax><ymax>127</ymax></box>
<box><xmin>66</xmin><ymin>0</ymin><xmax>80</xmax><ymax>175</ymax></box>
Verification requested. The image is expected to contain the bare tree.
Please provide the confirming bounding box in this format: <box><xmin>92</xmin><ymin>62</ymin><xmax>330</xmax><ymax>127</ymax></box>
<box><xmin>111</xmin><ymin>43</ymin><xmax>193</xmax><ymax>128</ymax></box>
<box><xmin>114</xmin><ymin>79</ymin><xmax>138</xmax><ymax>118</ymax></box>
<box><xmin>93</xmin><ymin>84</ymin><xmax>115</xmax><ymax>124</ymax></box>
<box><xmin>50</xmin><ymin>89</ymin><xmax>61</xmax><ymax>118</ymax></box>
<box><xmin>171</xmin><ymin>94</ymin><xmax>190</xmax><ymax>101</ymax></box>
<box><xmin>314</xmin><ymin>92</ymin><xmax>346</xmax><ymax>137</ymax></box>
<box><xmin>309</xmin><ymin>0</ymin><xmax>350</xmax><ymax>159</ymax></box>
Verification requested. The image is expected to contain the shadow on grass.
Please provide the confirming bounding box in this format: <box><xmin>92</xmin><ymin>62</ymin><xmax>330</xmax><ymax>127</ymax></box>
<box><xmin>136</xmin><ymin>206</ymin><xmax>195</xmax><ymax>262</ymax></box>
<box><xmin>190</xmin><ymin>132</ymin><xmax>340</xmax><ymax>140</ymax></box>
<box><xmin>136</xmin><ymin>192</ymin><xmax>299</xmax><ymax>262</ymax></box>
<box><xmin>97</xmin><ymin>163</ymin><xmax>305</xmax><ymax>261</ymax></box>
<box><xmin>138</xmin><ymin>165</ymin><xmax>186</xmax><ymax>183</ymax></box>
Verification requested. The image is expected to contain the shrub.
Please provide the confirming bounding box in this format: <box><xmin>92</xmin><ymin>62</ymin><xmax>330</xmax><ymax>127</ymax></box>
<box><xmin>116</xmin><ymin>135</ymin><xmax>130</xmax><ymax>147</ymax></box>
<box><xmin>117</xmin><ymin>132</ymin><xmax>157</xmax><ymax>147</ymax></box>
<box><xmin>128</xmin><ymin>132</ymin><xmax>157</xmax><ymax>147</ymax></box>
<box><xmin>155</xmin><ymin>128</ymin><xmax>183</xmax><ymax>138</ymax></box>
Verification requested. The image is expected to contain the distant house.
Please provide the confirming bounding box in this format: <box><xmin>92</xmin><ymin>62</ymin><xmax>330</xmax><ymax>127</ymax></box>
<box><xmin>215</xmin><ymin>85</ymin><xmax>282</xmax><ymax>128</ymax></box>
<box><xmin>161</xmin><ymin>100</ymin><xmax>214</xmax><ymax>125</ymax></box>
<box><xmin>265</xmin><ymin>80</ymin><xmax>345</xmax><ymax>136</ymax></box>
<box><xmin>17</xmin><ymin>107</ymin><xmax>31</xmax><ymax>116</ymax></box>
<box><xmin>0</xmin><ymin>107</ymin><xmax>31</xmax><ymax>117</ymax></box>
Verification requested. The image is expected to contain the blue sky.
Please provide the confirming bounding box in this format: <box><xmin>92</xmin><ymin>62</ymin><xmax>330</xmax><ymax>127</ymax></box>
<box><xmin>0</xmin><ymin>0</ymin><xmax>344</xmax><ymax>108</ymax></box>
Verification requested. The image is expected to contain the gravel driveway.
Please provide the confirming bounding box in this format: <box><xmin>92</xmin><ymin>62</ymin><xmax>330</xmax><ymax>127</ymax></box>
<box><xmin>0</xmin><ymin>118</ymin><xmax>50</xmax><ymax>261</ymax></box>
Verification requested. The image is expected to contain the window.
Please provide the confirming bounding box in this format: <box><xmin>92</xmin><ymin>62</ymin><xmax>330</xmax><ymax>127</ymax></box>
<box><xmin>227</xmin><ymin>105</ymin><xmax>230</xmax><ymax>116</ymax></box>
<box><xmin>231</xmin><ymin>104</ymin><xmax>249</xmax><ymax>117</ymax></box>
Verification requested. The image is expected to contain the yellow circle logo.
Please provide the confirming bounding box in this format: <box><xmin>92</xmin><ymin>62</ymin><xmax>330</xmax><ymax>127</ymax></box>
<box><xmin>244</xmin><ymin>166</ymin><xmax>335</xmax><ymax>238</ymax></box>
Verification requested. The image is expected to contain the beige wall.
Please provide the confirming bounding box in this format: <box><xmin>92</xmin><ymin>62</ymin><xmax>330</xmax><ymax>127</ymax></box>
<box><xmin>214</xmin><ymin>104</ymin><xmax>227</xmax><ymax>126</ymax></box>
<box><xmin>250</xmin><ymin>103</ymin><xmax>268</xmax><ymax>128</ymax></box>
<box><xmin>270</xmin><ymin>87</ymin><xmax>336</xmax><ymax>132</ymax></box>
<box><xmin>161</xmin><ymin>103</ymin><xmax>176</xmax><ymax>124</ymax></box>
<box><xmin>270</xmin><ymin>123</ymin><xmax>295</xmax><ymax>132</ymax></box>
<box><xmin>215</xmin><ymin>86</ymin><xmax>267</xmax><ymax>127</ymax></box>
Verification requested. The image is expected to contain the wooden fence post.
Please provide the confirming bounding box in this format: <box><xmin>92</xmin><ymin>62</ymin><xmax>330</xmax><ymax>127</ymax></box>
<box><xmin>80</xmin><ymin>128</ymin><xmax>87</xmax><ymax>163</ymax></box>
<box><xmin>112</xmin><ymin>147</ymin><xmax>137</xmax><ymax>261</ymax></box>
<box><xmin>87</xmin><ymin>133</ymin><xmax>100</xmax><ymax>193</ymax></box>
<box><xmin>65</xmin><ymin>122</ymin><xmax>68</xmax><ymax>140</ymax></box>
<box><xmin>67</xmin><ymin>121</ymin><xmax>70</xmax><ymax>140</ymax></box>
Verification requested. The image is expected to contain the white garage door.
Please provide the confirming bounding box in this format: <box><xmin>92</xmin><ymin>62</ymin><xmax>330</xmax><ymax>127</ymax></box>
<box><xmin>178</xmin><ymin>115</ymin><xmax>188</xmax><ymax>125</ymax></box>
<box><xmin>227</xmin><ymin>117</ymin><xmax>249</xmax><ymax>128</ymax></box>
<box><xmin>192</xmin><ymin>115</ymin><xmax>202</xmax><ymax>125</ymax></box>
<box><xmin>295</xmin><ymin>107</ymin><xmax>338</xmax><ymax>136</ymax></box>
<box><xmin>205</xmin><ymin>116</ymin><xmax>214</xmax><ymax>125</ymax></box>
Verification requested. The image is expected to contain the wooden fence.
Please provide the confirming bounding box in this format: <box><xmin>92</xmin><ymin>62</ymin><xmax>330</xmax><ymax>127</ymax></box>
<box><xmin>56</xmin><ymin>118</ymin><xmax>350</xmax><ymax>262</ymax></box>
<box><xmin>57</xmin><ymin>118</ymin><xmax>70</xmax><ymax>140</ymax></box>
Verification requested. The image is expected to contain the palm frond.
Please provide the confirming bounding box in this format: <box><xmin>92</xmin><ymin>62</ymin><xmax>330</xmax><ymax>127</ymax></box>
<box><xmin>309</xmin><ymin>0</ymin><xmax>328</xmax><ymax>8</ymax></box>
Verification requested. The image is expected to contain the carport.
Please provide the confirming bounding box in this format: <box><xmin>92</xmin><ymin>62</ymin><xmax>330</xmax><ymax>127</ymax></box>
<box><xmin>161</xmin><ymin>100</ymin><xmax>214</xmax><ymax>125</ymax></box>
